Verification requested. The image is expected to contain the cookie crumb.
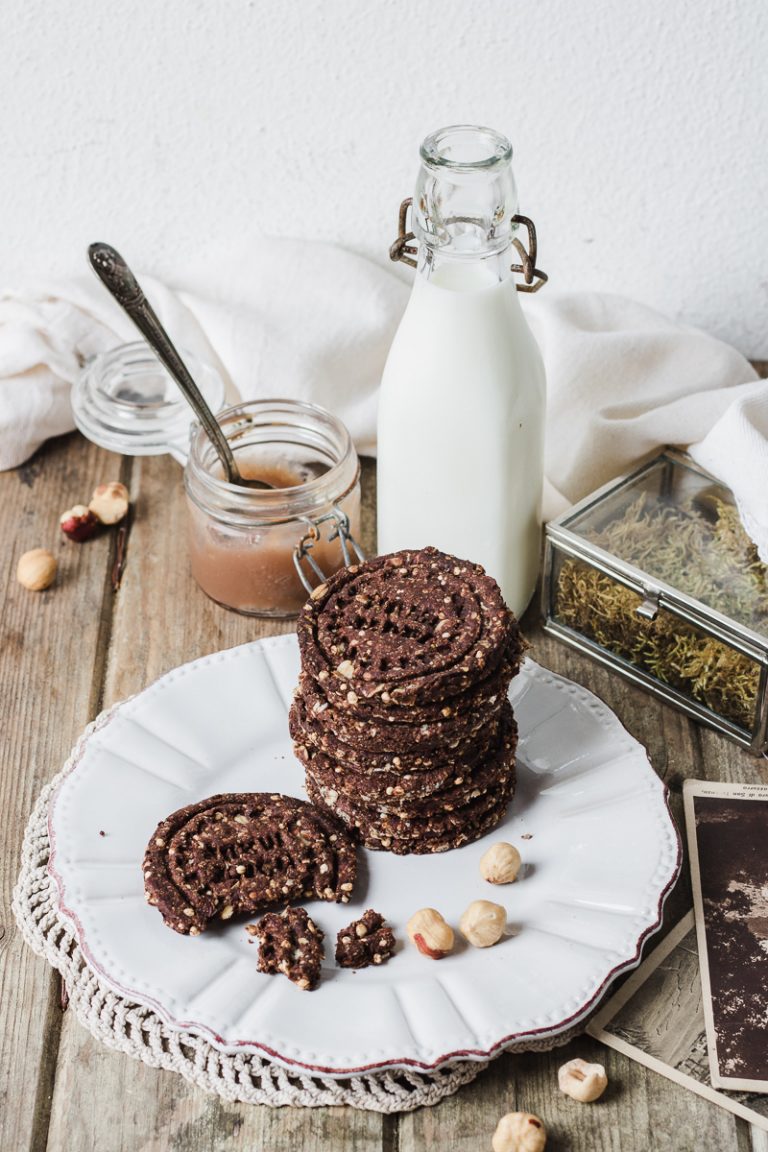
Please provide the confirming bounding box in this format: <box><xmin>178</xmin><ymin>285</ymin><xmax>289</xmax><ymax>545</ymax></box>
<box><xmin>250</xmin><ymin>907</ymin><xmax>324</xmax><ymax>990</ymax></box>
<box><xmin>335</xmin><ymin>909</ymin><xmax>396</xmax><ymax>969</ymax></box>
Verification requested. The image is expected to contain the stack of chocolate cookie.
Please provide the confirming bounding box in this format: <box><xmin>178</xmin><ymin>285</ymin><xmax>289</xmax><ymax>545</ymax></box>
<box><xmin>290</xmin><ymin>547</ymin><xmax>523</xmax><ymax>855</ymax></box>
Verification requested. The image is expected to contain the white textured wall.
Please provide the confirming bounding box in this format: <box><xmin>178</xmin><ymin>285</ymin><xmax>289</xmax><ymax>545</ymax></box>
<box><xmin>2</xmin><ymin>0</ymin><xmax>767</xmax><ymax>353</ymax></box>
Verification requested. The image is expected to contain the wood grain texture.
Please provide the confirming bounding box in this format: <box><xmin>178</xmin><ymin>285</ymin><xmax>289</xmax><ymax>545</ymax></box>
<box><xmin>0</xmin><ymin>435</ymin><xmax>129</xmax><ymax>1152</ymax></box>
<box><xmin>3</xmin><ymin>436</ymin><xmax>766</xmax><ymax>1151</ymax></box>
<box><xmin>400</xmin><ymin>1039</ymin><xmax>744</xmax><ymax>1152</ymax></box>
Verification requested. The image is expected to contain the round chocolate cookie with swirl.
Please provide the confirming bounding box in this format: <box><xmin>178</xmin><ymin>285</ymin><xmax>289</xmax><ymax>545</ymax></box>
<box><xmin>303</xmin><ymin>703</ymin><xmax>517</xmax><ymax>815</ymax></box>
<box><xmin>289</xmin><ymin>687</ymin><xmax>505</xmax><ymax>775</ymax></box>
<box><xmin>298</xmin><ymin>547</ymin><xmax>522</xmax><ymax>708</ymax></box>
<box><xmin>296</xmin><ymin>668</ymin><xmax>505</xmax><ymax>754</ymax></box>
<box><xmin>315</xmin><ymin>635</ymin><xmax>521</xmax><ymax>721</ymax></box>
<box><xmin>364</xmin><ymin>791</ymin><xmax>516</xmax><ymax>856</ymax></box>
<box><xmin>143</xmin><ymin>792</ymin><xmax>357</xmax><ymax>936</ymax></box>
<box><xmin>306</xmin><ymin>771</ymin><xmax>516</xmax><ymax>855</ymax></box>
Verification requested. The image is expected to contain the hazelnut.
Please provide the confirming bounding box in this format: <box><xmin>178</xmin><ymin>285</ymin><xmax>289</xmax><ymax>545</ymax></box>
<box><xmin>557</xmin><ymin>1057</ymin><xmax>608</xmax><ymax>1102</ymax></box>
<box><xmin>406</xmin><ymin>908</ymin><xmax>454</xmax><ymax>959</ymax></box>
<box><xmin>480</xmin><ymin>842</ymin><xmax>522</xmax><ymax>885</ymax></box>
<box><xmin>17</xmin><ymin>549</ymin><xmax>57</xmax><ymax>591</ymax></box>
<box><xmin>60</xmin><ymin>504</ymin><xmax>100</xmax><ymax>542</ymax></box>
<box><xmin>459</xmin><ymin>900</ymin><xmax>506</xmax><ymax>948</ymax></box>
<box><xmin>492</xmin><ymin>1112</ymin><xmax>546</xmax><ymax>1152</ymax></box>
<box><xmin>89</xmin><ymin>481</ymin><xmax>129</xmax><ymax>525</ymax></box>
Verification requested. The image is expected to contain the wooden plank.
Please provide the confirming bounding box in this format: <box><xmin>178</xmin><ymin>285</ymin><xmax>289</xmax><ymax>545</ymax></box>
<box><xmin>45</xmin><ymin>452</ymin><xmax>384</xmax><ymax>1152</ymax></box>
<box><xmin>44</xmin><ymin>1058</ymin><xmax>384</xmax><ymax>1152</ymax></box>
<box><xmin>401</xmin><ymin>1039</ymin><xmax>745</xmax><ymax>1151</ymax></box>
<box><xmin>0</xmin><ymin>434</ymin><xmax>130</xmax><ymax>1152</ymax></box>
<box><xmin>696</xmin><ymin>724</ymin><xmax>768</xmax><ymax>788</ymax></box>
<box><xmin>426</xmin><ymin>1036</ymin><xmax>741</xmax><ymax>1152</ymax></box>
<box><xmin>752</xmin><ymin>1129</ymin><xmax>768</xmax><ymax>1152</ymax></box>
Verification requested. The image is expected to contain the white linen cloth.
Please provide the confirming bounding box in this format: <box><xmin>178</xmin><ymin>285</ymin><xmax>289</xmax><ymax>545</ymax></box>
<box><xmin>1</xmin><ymin>237</ymin><xmax>765</xmax><ymax>556</ymax></box>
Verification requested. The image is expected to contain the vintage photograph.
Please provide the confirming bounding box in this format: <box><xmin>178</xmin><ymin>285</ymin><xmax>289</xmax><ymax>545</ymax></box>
<box><xmin>685</xmin><ymin>781</ymin><xmax>768</xmax><ymax>1092</ymax></box>
<box><xmin>588</xmin><ymin>912</ymin><xmax>768</xmax><ymax>1132</ymax></box>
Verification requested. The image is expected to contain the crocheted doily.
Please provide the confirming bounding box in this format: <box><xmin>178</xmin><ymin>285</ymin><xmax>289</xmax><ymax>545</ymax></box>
<box><xmin>13</xmin><ymin>715</ymin><xmax>576</xmax><ymax>1112</ymax></box>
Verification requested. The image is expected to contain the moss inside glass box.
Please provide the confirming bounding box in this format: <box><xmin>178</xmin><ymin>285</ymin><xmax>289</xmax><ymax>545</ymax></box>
<box><xmin>550</xmin><ymin>458</ymin><xmax>768</xmax><ymax>736</ymax></box>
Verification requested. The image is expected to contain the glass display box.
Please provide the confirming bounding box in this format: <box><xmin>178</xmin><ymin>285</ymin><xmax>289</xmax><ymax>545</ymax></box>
<box><xmin>542</xmin><ymin>450</ymin><xmax>768</xmax><ymax>755</ymax></box>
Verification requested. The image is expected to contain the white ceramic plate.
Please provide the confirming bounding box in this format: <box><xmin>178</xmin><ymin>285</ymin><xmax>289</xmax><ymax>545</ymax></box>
<box><xmin>48</xmin><ymin>636</ymin><xmax>680</xmax><ymax>1076</ymax></box>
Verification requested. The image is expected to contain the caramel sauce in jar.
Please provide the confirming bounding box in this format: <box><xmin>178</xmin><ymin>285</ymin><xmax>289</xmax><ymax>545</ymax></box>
<box><xmin>184</xmin><ymin>401</ymin><xmax>361</xmax><ymax>618</ymax></box>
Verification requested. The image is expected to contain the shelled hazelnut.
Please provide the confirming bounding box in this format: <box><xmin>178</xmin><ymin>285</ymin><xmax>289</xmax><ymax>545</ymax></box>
<box><xmin>480</xmin><ymin>842</ymin><xmax>522</xmax><ymax>884</ymax></box>
<box><xmin>558</xmin><ymin>1057</ymin><xmax>608</xmax><ymax>1102</ymax></box>
<box><xmin>492</xmin><ymin>1111</ymin><xmax>547</xmax><ymax>1152</ymax></box>
<box><xmin>17</xmin><ymin>549</ymin><xmax>57</xmax><ymax>591</ymax></box>
<box><xmin>60</xmin><ymin>504</ymin><xmax>100</xmax><ymax>542</ymax></box>
<box><xmin>459</xmin><ymin>900</ymin><xmax>507</xmax><ymax>948</ymax></box>
<box><xmin>89</xmin><ymin>481</ymin><xmax>129</xmax><ymax>525</ymax></box>
<box><xmin>406</xmin><ymin>908</ymin><xmax>454</xmax><ymax>959</ymax></box>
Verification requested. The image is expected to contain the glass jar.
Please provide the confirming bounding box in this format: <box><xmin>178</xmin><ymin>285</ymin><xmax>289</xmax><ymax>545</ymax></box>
<box><xmin>184</xmin><ymin>399</ymin><xmax>362</xmax><ymax>617</ymax></box>
<box><xmin>72</xmin><ymin>347</ymin><xmax>362</xmax><ymax>617</ymax></box>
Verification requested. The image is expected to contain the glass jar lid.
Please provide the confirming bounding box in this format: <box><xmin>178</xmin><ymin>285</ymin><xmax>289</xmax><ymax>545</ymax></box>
<box><xmin>72</xmin><ymin>342</ymin><xmax>226</xmax><ymax>458</ymax></box>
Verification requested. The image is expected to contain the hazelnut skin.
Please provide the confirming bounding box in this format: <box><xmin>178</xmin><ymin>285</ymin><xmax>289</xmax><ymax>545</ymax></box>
<box><xmin>406</xmin><ymin>908</ymin><xmax>454</xmax><ymax>959</ymax></box>
<box><xmin>492</xmin><ymin>1111</ymin><xmax>547</xmax><ymax>1152</ymax></box>
<box><xmin>17</xmin><ymin>549</ymin><xmax>57</xmax><ymax>591</ymax></box>
<box><xmin>60</xmin><ymin>504</ymin><xmax>100</xmax><ymax>542</ymax></box>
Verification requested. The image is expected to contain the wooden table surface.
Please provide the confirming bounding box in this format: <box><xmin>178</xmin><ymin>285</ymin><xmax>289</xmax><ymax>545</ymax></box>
<box><xmin>2</xmin><ymin>432</ymin><xmax>767</xmax><ymax>1152</ymax></box>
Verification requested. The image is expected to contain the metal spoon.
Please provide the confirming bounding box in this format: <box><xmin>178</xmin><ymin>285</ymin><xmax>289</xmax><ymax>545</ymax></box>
<box><xmin>87</xmin><ymin>243</ymin><xmax>272</xmax><ymax>490</ymax></box>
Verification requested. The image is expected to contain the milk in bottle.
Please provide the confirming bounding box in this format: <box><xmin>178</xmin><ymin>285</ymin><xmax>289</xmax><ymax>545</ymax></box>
<box><xmin>377</xmin><ymin>125</ymin><xmax>546</xmax><ymax>618</ymax></box>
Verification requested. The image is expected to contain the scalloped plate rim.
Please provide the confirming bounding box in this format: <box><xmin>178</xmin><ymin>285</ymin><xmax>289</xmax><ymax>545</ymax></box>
<box><xmin>47</xmin><ymin>636</ymin><xmax>682</xmax><ymax>1076</ymax></box>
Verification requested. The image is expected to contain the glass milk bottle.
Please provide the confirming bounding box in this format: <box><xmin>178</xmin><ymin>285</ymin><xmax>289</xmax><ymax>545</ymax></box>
<box><xmin>377</xmin><ymin>125</ymin><xmax>547</xmax><ymax>618</ymax></box>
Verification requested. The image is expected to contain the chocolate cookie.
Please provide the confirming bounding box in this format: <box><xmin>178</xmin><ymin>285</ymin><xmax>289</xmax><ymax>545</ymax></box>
<box><xmin>298</xmin><ymin>548</ymin><xmax>521</xmax><ymax>707</ymax></box>
<box><xmin>306</xmin><ymin>767</ymin><xmax>514</xmax><ymax>849</ymax></box>
<box><xmin>308</xmin><ymin>638</ymin><xmax>520</xmax><ymax>721</ymax></box>
<box><xmin>357</xmin><ymin>787</ymin><xmax>515</xmax><ymax>855</ymax></box>
<box><xmin>143</xmin><ymin>792</ymin><xmax>357</xmax><ymax>936</ymax></box>
<box><xmin>305</xmin><ymin>707</ymin><xmax>517</xmax><ymax>817</ymax></box>
<box><xmin>249</xmin><ymin>907</ymin><xmax>324</xmax><ymax>990</ymax></box>
<box><xmin>297</xmin><ymin>741</ymin><xmax>466</xmax><ymax>802</ymax></box>
<box><xmin>290</xmin><ymin>689</ymin><xmax>504</xmax><ymax>775</ymax></box>
<box><xmin>335</xmin><ymin>909</ymin><xmax>396</xmax><ymax>968</ymax></box>
<box><xmin>296</xmin><ymin>669</ymin><xmax>505</xmax><ymax>754</ymax></box>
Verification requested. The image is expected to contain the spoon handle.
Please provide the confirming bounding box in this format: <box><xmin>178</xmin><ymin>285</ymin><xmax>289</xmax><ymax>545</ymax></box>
<box><xmin>88</xmin><ymin>243</ymin><xmax>240</xmax><ymax>484</ymax></box>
